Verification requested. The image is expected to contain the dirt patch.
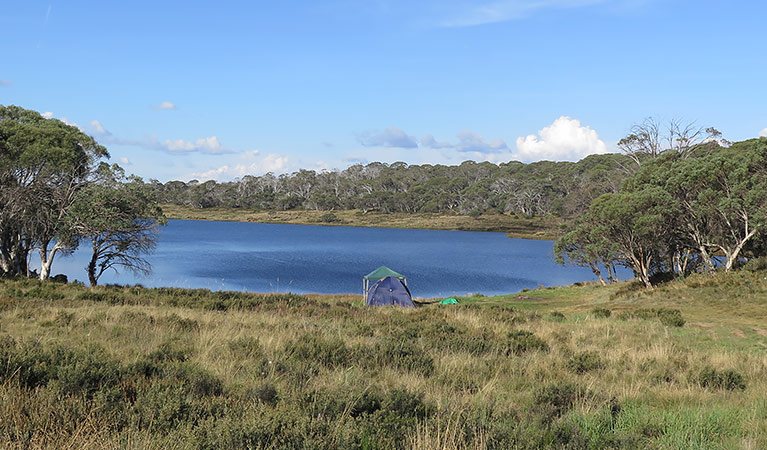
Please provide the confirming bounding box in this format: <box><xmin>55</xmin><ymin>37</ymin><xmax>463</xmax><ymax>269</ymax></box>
<box><xmin>753</xmin><ymin>328</ymin><xmax>767</xmax><ymax>337</ymax></box>
<box><xmin>689</xmin><ymin>322</ymin><xmax>717</xmax><ymax>328</ymax></box>
<box><xmin>732</xmin><ymin>328</ymin><xmax>747</xmax><ymax>338</ymax></box>
<box><xmin>515</xmin><ymin>295</ymin><xmax>546</xmax><ymax>301</ymax></box>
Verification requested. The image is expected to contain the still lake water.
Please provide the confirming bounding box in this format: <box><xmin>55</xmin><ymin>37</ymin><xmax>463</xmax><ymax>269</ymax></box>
<box><xmin>49</xmin><ymin>219</ymin><xmax>623</xmax><ymax>298</ymax></box>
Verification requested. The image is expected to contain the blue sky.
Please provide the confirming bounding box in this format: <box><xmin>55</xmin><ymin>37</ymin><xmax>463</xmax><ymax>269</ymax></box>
<box><xmin>2</xmin><ymin>1</ymin><xmax>766</xmax><ymax>181</ymax></box>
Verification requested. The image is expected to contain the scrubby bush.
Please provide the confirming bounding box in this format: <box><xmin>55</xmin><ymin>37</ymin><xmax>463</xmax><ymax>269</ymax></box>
<box><xmin>533</xmin><ymin>383</ymin><xmax>582</xmax><ymax>419</ymax></box>
<box><xmin>506</xmin><ymin>330</ymin><xmax>549</xmax><ymax>355</ymax></box>
<box><xmin>657</xmin><ymin>308</ymin><xmax>685</xmax><ymax>327</ymax></box>
<box><xmin>617</xmin><ymin>308</ymin><xmax>685</xmax><ymax>327</ymax></box>
<box><xmin>319</xmin><ymin>212</ymin><xmax>341</xmax><ymax>223</ymax></box>
<box><xmin>743</xmin><ymin>256</ymin><xmax>767</xmax><ymax>272</ymax></box>
<box><xmin>368</xmin><ymin>339</ymin><xmax>435</xmax><ymax>376</ymax></box>
<box><xmin>284</xmin><ymin>334</ymin><xmax>352</xmax><ymax>369</ymax></box>
<box><xmin>591</xmin><ymin>307</ymin><xmax>612</xmax><ymax>318</ymax></box>
<box><xmin>696</xmin><ymin>367</ymin><xmax>746</xmax><ymax>391</ymax></box>
<box><xmin>550</xmin><ymin>311</ymin><xmax>566</xmax><ymax>321</ymax></box>
<box><xmin>566</xmin><ymin>351</ymin><xmax>605</xmax><ymax>374</ymax></box>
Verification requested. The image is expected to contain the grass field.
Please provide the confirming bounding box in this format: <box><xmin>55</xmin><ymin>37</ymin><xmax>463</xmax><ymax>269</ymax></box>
<box><xmin>160</xmin><ymin>204</ymin><xmax>560</xmax><ymax>239</ymax></box>
<box><xmin>1</xmin><ymin>269</ymin><xmax>766</xmax><ymax>449</ymax></box>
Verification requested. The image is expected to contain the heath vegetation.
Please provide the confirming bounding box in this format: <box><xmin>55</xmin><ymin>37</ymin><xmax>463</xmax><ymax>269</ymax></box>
<box><xmin>1</xmin><ymin>268</ymin><xmax>766</xmax><ymax>449</ymax></box>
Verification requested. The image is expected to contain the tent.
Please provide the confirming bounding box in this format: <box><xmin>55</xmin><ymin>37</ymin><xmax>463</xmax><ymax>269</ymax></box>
<box><xmin>440</xmin><ymin>298</ymin><xmax>459</xmax><ymax>305</ymax></box>
<box><xmin>366</xmin><ymin>276</ymin><xmax>414</xmax><ymax>308</ymax></box>
<box><xmin>363</xmin><ymin>266</ymin><xmax>407</xmax><ymax>299</ymax></box>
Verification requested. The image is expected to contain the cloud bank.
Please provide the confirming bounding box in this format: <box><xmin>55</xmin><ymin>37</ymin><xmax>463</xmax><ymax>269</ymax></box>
<box><xmin>515</xmin><ymin>116</ymin><xmax>607</xmax><ymax>162</ymax></box>
<box><xmin>189</xmin><ymin>152</ymin><xmax>292</xmax><ymax>181</ymax></box>
<box><xmin>360</xmin><ymin>127</ymin><xmax>509</xmax><ymax>155</ymax></box>
<box><xmin>152</xmin><ymin>101</ymin><xmax>177</xmax><ymax>110</ymax></box>
<box><xmin>359</xmin><ymin>127</ymin><xmax>419</xmax><ymax>148</ymax></box>
<box><xmin>760</xmin><ymin>128</ymin><xmax>767</xmax><ymax>138</ymax></box>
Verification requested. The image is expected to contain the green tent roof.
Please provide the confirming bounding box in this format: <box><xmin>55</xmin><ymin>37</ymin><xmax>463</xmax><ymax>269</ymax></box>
<box><xmin>440</xmin><ymin>298</ymin><xmax>459</xmax><ymax>305</ymax></box>
<box><xmin>364</xmin><ymin>266</ymin><xmax>405</xmax><ymax>280</ymax></box>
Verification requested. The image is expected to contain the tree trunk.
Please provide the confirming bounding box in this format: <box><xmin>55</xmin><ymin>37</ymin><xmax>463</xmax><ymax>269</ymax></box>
<box><xmin>590</xmin><ymin>263</ymin><xmax>607</xmax><ymax>286</ymax></box>
<box><xmin>723</xmin><ymin>229</ymin><xmax>757</xmax><ymax>272</ymax></box>
<box><xmin>87</xmin><ymin>242</ymin><xmax>99</xmax><ymax>286</ymax></box>
<box><xmin>39</xmin><ymin>241</ymin><xmax>63</xmax><ymax>281</ymax></box>
<box><xmin>698</xmin><ymin>246</ymin><xmax>714</xmax><ymax>273</ymax></box>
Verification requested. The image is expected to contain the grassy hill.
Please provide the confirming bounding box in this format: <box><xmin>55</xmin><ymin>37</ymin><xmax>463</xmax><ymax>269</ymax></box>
<box><xmin>1</xmin><ymin>271</ymin><xmax>766</xmax><ymax>449</ymax></box>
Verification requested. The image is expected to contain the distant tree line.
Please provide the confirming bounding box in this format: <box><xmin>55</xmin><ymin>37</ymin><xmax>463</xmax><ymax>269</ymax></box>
<box><xmin>148</xmin><ymin>155</ymin><xmax>635</xmax><ymax>218</ymax></box>
<box><xmin>556</xmin><ymin>134</ymin><xmax>767</xmax><ymax>289</ymax></box>
<box><xmin>0</xmin><ymin>105</ymin><xmax>165</xmax><ymax>285</ymax></box>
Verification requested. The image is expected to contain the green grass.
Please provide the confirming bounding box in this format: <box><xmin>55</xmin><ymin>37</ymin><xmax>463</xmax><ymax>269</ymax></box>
<box><xmin>0</xmin><ymin>270</ymin><xmax>766</xmax><ymax>449</ymax></box>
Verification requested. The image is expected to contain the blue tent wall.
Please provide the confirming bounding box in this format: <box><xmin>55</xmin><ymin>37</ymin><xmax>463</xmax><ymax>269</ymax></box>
<box><xmin>366</xmin><ymin>276</ymin><xmax>414</xmax><ymax>308</ymax></box>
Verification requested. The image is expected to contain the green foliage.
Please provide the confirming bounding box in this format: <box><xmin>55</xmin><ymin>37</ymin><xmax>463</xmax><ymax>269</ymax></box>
<box><xmin>591</xmin><ymin>307</ymin><xmax>611</xmax><ymax>318</ymax></box>
<box><xmin>319</xmin><ymin>212</ymin><xmax>341</xmax><ymax>223</ymax></box>
<box><xmin>696</xmin><ymin>367</ymin><xmax>746</xmax><ymax>391</ymax></box>
<box><xmin>617</xmin><ymin>308</ymin><xmax>685</xmax><ymax>327</ymax></box>
<box><xmin>566</xmin><ymin>351</ymin><xmax>605</xmax><ymax>374</ymax></box>
<box><xmin>533</xmin><ymin>383</ymin><xmax>584</xmax><ymax>419</ymax></box>
<box><xmin>506</xmin><ymin>330</ymin><xmax>550</xmax><ymax>355</ymax></box>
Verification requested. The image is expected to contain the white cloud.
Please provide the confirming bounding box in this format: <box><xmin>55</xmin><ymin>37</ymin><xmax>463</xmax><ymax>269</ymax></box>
<box><xmin>42</xmin><ymin>111</ymin><xmax>54</xmax><ymax>118</ymax></box>
<box><xmin>160</xmin><ymin>136</ymin><xmax>229</xmax><ymax>154</ymax></box>
<box><xmin>89</xmin><ymin>120</ymin><xmax>106</xmax><ymax>135</ymax></box>
<box><xmin>421</xmin><ymin>130</ymin><xmax>509</xmax><ymax>153</ymax></box>
<box><xmin>119</xmin><ymin>157</ymin><xmax>132</xmax><ymax>165</ymax></box>
<box><xmin>515</xmin><ymin>116</ymin><xmax>607</xmax><ymax>162</ymax></box>
<box><xmin>0</xmin><ymin>80</ymin><xmax>12</xmax><ymax>87</ymax></box>
<box><xmin>420</xmin><ymin>134</ymin><xmax>453</xmax><ymax>149</ymax></box>
<box><xmin>188</xmin><ymin>153</ymin><xmax>291</xmax><ymax>181</ymax></box>
<box><xmin>152</xmin><ymin>101</ymin><xmax>177</xmax><ymax>110</ymax></box>
<box><xmin>760</xmin><ymin>128</ymin><xmax>767</xmax><ymax>138</ymax></box>
<box><xmin>59</xmin><ymin>117</ymin><xmax>79</xmax><ymax>128</ymax></box>
<box><xmin>359</xmin><ymin>126</ymin><xmax>419</xmax><ymax>148</ymax></box>
<box><xmin>453</xmin><ymin>130</ymin><xmax>509</xmax><ymax>153</ymax></box>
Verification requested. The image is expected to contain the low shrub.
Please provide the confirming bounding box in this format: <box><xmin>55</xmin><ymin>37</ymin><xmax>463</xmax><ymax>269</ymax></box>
<box><xmin>566</xmin><ymin>351</ymin><xmax>605</xmax><ymax>374</ymax></box>
<box><xmin>319</xmin><ymin>212</ymin><xmax>341</xmax><ymax>223</ymax></box>
<box><xmin>252</xmin><ymin>382</ymin><xmax>280</xmax><ymax>405</ymax></box>
<box><xmin>506</xmin><ymin>330</ymin><xmax>549</xmax><ymax>355</ymax></box>
<box><xmin>368</xmin><ymin>339</ymin><xmax>435</xmax><ymax>376</ymax></box>
<box><xmin>284</xmin><ymin>334</ymin><xmax>352</xmax><ymax>369</ymax></box>
<box><xmin>532</xmin><ymin>382</ymin><xmax>582</xmax><ymax>419</ymax></box>
<box><xmin>591</xmin><ymin>307</ymin><xmax>611</xmax><ymax>318</ymax></box>
<box><xmin>227</xmin><ymin>337</ymin><xmax>264</xmax><ymax>359</ymax></box>
<box><xmin>657</xmin><ymin>308</ymin><xmax>685</xmax><ymax>327</ymax></box>
<box><xmin>617</xmin><ymin>308</ymin><xmax>684</xmax><ymax>327</ymax></box>
<box><xmin>550</xmin><ymin>311</ymin><xmax>566</xmax><ymax>322</ymax></box>
<box><xmin>157</xmin><ymin>313</ymin><xmax>200</xmax><ymax>332</ymax></box>
<box><xmin>696</xmin><ymin>367</ymin><xmax>746</xmax><ymax>391</ymax></box>
<box><xmin>742</xmin><ymin>257</ymin><xmax>767</xmax><ymax>272</ymax></box>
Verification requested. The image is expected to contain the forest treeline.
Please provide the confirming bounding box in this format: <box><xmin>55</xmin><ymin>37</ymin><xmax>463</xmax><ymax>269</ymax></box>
<box><xmin>555</xmin><ymin>137</ymin><xmax>767</xmax><ymax>289</ymax></box>
<box><xmin>148</xmin><ymin>155</ymin><xmax>633</xmax><ymax>218</ymax></box>
<box><xmin>5</xmin><ymin>103</ymin><xmax>766</xmax><ymax>291</ymax></box>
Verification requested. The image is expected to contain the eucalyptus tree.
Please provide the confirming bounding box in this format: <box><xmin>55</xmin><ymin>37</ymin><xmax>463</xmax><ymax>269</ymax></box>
<box><xmin>586</xmin><ymin>188</ymin><xmax>676</xmax><ymax>289</ymax></box>
<box><xmin>554</xmin><ymin>216</ymin><xmax>620</xmax><ymax>286</ymax></box>
<box><xmin>67</xmin><ymin>165</ymin><xmax>166</xmax><ymax>286</ymax></box>
<box><xmin>0</xmin><ymin>105</ymin><xmax>108</xmax><ymax>279</ymax></box>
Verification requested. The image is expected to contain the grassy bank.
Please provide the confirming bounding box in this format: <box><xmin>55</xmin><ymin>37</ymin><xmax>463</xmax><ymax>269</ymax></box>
<box><xmin>1</xmin><ymin>271</ymin><xmax>766</xmax><ymax>449</ymax></box>
<box><xmin>160</xmin><ymin>204</ymin><xmax>560</xmax><ymax>239</ymax></box>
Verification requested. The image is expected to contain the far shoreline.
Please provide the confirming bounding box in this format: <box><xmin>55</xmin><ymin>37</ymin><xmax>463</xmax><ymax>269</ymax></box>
<box><xmin>160</xmin><ymin>204</ymin><xmax>560</xmax><ymax>240</ymax></box>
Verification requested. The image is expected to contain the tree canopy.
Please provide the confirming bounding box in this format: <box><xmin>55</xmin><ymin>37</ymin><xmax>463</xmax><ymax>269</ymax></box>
<box><xmin>0</xmin><ymin>105</ymin><xmax>164</xmax><ymax>282</ymax></box>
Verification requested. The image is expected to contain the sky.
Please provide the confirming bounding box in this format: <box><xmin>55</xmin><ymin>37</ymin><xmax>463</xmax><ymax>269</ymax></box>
<box><xmin>1</xmin><ymin>1</ymin><xmax>766</xmax><ymax>182</ymax></box>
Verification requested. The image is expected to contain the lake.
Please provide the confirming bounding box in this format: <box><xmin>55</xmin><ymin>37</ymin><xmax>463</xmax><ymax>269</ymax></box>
<box><xmin>47</xmin><ymin>219</ymin><xmax>626</xmax><ymax>298</ymax></box>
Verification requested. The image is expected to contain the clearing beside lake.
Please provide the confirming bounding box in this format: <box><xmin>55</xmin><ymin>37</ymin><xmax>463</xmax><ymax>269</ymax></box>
<box><xmin>1</xmin><ymin>270</ymin><xmax>766</xmax><ymax>449</ymax></box>
<box><xmin>160</xmin><ymin>204</ymin><xmax>560</xmax><ymax>239</ymax></box>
